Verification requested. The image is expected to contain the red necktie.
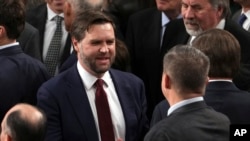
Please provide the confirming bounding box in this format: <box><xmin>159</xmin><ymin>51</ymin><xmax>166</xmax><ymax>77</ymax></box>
<box><xmin>95</xmin><ymin>79</ymin><xmax>115</xmax><ymax>141</ymax></box>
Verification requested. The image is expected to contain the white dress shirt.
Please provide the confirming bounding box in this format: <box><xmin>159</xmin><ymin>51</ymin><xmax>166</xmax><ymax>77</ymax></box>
<box><xmin>77</xmin><ymin>62</ymin><xmax>126</xmax><ymax>141</ymax></box>
<box><xmin>43</xmin><ymin>4</ymin><xmax>68</xmax><ymax>74</ymax></box>
<box><xmin>241</xmin><ymin>10</ymin><xmax>250</xmax><ymax>30</ymax></box>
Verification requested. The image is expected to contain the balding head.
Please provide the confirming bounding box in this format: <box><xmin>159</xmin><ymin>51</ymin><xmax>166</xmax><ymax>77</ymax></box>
<box><xmin>0</xmin><ymin>103</ymin><xmax>46</xmax><ymax>141</ymax></box>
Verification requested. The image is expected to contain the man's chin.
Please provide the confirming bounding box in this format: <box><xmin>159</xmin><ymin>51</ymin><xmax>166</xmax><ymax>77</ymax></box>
<box><xmin>95</xmin><ymin>65</ymin><xmax>110</xmax><ymax>73</ymax></box>
<box><xmin>186</xmin><ymin>29</ymin><xmax>203</xmax><ymax>36</ymax></box>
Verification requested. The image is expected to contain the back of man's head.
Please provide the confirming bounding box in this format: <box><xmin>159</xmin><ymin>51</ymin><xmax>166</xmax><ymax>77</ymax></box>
<box><xmin>0</xmin><ymin>0</ymin><xmax>25</xmax><ymax>40</ymax></box>
<box><xmin>1</xmin><ymin>104</ymin><xmax>47</xmax><ymax>141</ymax></box>
<box><xmin>192</xmin><ymin>28</ymin><xmax>240</xmax><ymax>79</ymax></box>
<box><xmin>163</xmin><ymin>45</ymin><xmax>210</xmax><ymax>95</ymax></box>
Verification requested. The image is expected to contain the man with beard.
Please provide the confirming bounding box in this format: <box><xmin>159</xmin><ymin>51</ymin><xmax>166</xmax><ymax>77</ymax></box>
<box><xmin>161</xmin><ymin>0</ymin><xmax>250</xmax><ymax>91</ymax></box>
<box><xmin>37</xmin><ymin>10</ymin><xmax>148</xmax><ymax>141</ymax></box>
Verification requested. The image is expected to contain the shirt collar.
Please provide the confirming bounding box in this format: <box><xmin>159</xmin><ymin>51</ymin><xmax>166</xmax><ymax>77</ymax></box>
<box><xmin>0</xmin><ymin>42</ymin><xmax>19</xmax><ymax>50</ymax></box>
<box><xmin>161</xmin><ymin>12</ymin><xmax>170</xmax><ymax>27</ymax></box>
<box><xmin>241</xmin><ymin>10</ymin><xmax>250</xmax><ymax>18</ymax></box>
<box><xmin>167</xmin><ymin>97</ymin><xmax>204</xmax><ymax>116</ymax></box>
<box><xmin>77</xmin><ymin>61</ymin><xmax>111</xmax><ymax>90</ymax></box>
<box><xmin>216</xmin><ymin>18</ymin><xmax>226</xmax><ymax>29</ymax></box>
<box><xmin>161</xmin><ymin>12</ymin><xmax>182</xmax><ymax>27</ymax></box>
<box><xmin>209</xmin><ymin>79</ymin><xmax>232</xmax><ymax>82</ymax></box>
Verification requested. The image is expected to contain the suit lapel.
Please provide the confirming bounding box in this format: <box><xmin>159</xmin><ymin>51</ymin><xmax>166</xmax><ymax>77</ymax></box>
<box><xmin>65</xmin><ymin>65</ymin><xmax>99</xmax><ymax>141</ymax></box>
<box><xmin>60</xmin><ymin>34</ymin><xmax>72</xmax><ymax>66</ymax></box>
<box><xmin>161</xmin><ymin>19</ymin><xmax>189</xmax><ymax>56</ymax></box>
<box><xmin>35</xmin><ymin>4</ymin><xmax>47</xmax><ymax>55</ymax></box>
<box><xmin>142</xmin><ymin>9</ymin><xmax>162</xmax><ymax>53</ymax></box>
<box><xmin>109</xmin><ymin>70</ymin><xmax>137</xmax><ymax>141</ymax></box>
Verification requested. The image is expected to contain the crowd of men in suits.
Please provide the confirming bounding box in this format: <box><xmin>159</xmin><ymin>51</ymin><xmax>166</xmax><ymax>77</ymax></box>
<box><xmin>1</xmin><ymin>0</ymin><xmax>250</xmax><ymax>141</ymax></box>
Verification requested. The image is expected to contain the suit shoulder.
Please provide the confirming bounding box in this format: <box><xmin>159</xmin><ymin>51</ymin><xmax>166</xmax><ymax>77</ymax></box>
<box><xmin>110</xmin><ymin>69</ymin><xmax>143</xmax><ymax>83</ymax></box>
<box><xmin>26</xmin><ymin>3</ymin><xmax>46</xmax><ymax>21</ymax></box>
<box><xmin>24</xmin><ymin>22</ymin><xmax>39</xmax><ymax>33</ymax></box>
<box><xmin>232</xmin><ymin>10</ymin><xmax>241</xmax><ymax>21</ymax></box>
<box><xmin>129</xmin><ymin>8</ymin><xmax>159</xmax><ymax>21</ymax></box>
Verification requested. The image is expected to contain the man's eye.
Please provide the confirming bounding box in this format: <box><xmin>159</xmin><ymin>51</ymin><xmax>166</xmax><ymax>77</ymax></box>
<box><xmin>91</xmin><ymin>41</ymin><xmax>100</xmax><ymax>45</ymax></box>
<box><xmin>107</xmin><ymin>41</ymin><xmax>114</xmax><ymax>45</ymax></box>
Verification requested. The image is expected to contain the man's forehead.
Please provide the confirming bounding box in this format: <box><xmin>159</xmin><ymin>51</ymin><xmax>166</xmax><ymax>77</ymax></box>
<box><xmin>182</xmin><ymin>0</ymin><xmax>209</xmax><ymax>4</ymax></box>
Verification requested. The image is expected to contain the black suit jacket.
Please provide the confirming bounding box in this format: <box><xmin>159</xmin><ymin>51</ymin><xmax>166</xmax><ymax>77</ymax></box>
<box><xmin>25</xmin><ymin>3</ymin><xmax>71</xmax><ymax>66</ymax></box>
<box><xmin>232</xmin><ymin>10</ymin><xmax>250</xmax><ymax>32</ymax></box>
<box><xmin>17</xmin><ymin>22</ymin><xmax>41</xmax><ymax>60</ymax></box>
<box><xmin>0</xmin><ymin>45</ymin><xmax>50</xmax><ymax>122</ymax></box>
<box><xmin>205</xmin><ymin>81</ymin><xmax>250</xmax><ymax>124</ymax></box>
<box><xmin>37</xmin><ymin>66</ymin><xmax>149</xmax><ymax>141</ymax></box>
<box><xmin>145</xmin><ymin>101</ymin><xmax>230</xmax><ymax>141</ymax></box>
<box><xmin>161</xmin><ymin>19</ymin><xmax>250</xmax><ymax>90</ymax></box>
<box><xmin>151</xmin><ymin>81</ymin><xmax>250</xmax><ymax>126</ymax></box>
<box><xmin>126</xmin><ymin>8</ymin><xmax>166</xmax><ymax>117</ymax></box>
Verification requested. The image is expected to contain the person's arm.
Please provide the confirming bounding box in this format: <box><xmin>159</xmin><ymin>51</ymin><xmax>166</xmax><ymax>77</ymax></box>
<box><xmin>37</xmin><ymin>86</ymin><xmax>63</xmax><ymax>141</ymax></box>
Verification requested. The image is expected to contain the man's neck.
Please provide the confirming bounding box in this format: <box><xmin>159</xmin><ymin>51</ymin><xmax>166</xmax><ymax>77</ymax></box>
<box><xmin>0</xmin><ymin>38</ymin><xmax>16</xmax><ymax>46</ymax></box>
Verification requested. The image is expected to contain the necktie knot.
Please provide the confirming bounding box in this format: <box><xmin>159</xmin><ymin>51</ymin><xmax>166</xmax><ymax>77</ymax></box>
<box><xmin>95</xmin><ymin>79</ymin><xmax>104</xmax><ymax>88</ymax></box>
<box><xmin>54</xmin><ymin>15</ymin><xmax>62</xmax><ymax>24</ymax></box>
<box><xmin>238</xmin><ymin>14</ymin><xmax>247</xmax><ymax>26</ymax></box>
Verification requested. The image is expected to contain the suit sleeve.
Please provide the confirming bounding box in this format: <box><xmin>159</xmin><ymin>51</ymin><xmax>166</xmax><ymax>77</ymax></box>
<box><xmin>37</xmin><ymin>85</ymin><xmax>63</xmax><ymax>141</ymax></box>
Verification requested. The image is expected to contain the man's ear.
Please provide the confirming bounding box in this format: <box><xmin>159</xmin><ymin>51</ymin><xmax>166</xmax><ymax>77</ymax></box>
<box><xmin>64</xmin><ymin>2</ymin><xmax>72</xmax><ymax>16</ymax></box>
<box><xmin>0</xmin><ymin>26</ymin><xmax>6</xmax><ymax>38</ymax></box>
<box><xmin>71</xmin><ymin>37</ymin><xmax>79</xmax><ymax>52</ymax></box>
<box><xmin>1</xmin><ymin>132</ymin><xmax>12</xmax><ymax>141</ymax></box>
<box><xmin>163</xmin><ymin>74</ymin><xmax>171</xmax><ymax>88</ymax></box>
<box><xmin>216</xmin><ymin>5</ymin><xmax>224</xmax><ymax>18</ymax></box>
<box><xmin>161</xmin><ymin>73</ymin><xmax>171</xmax><ymax>92</ymax></box>
<box><xmin>6</xmin><ymin>134</ymin><xmax>12</xmax><ymax>141</ymax></box>
<box><xmin>206</xmin><ymin>76</ymin><xmax>209</xmax><ymax>86</ymax></box>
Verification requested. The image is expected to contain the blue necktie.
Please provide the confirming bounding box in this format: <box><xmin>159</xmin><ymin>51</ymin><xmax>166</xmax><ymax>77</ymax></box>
<box><xmin>238</xmin><ymin>14</ymin><xmax>247</xmax><ymax>27</ymax></box>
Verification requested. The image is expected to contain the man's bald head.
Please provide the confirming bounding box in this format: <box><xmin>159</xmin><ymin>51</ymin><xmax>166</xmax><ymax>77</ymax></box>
<box><xmin>0</xmin><ymin>103</ymin><xmax>46</xmax><ymax>141</ymax></box>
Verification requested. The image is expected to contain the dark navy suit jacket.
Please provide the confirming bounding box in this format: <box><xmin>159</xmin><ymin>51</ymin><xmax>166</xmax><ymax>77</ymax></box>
<box><xmin>37</xmin><ymin>65</ymin><xmax>149</xmax><ymax>141</ymax></box>
<box><xmin>0</xmin><ymin>45</ymin><xmax>50</xmax><ymax>122</ymax></box>
<box><xmin>151</xmin><ymin>81</ymin><xmax>250</xmax><ymax>127</ymax></box>
<box><xmin>145</xmin><ymin>101</ymin><xmax>230</xmax><ymax>141</ymax></box>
